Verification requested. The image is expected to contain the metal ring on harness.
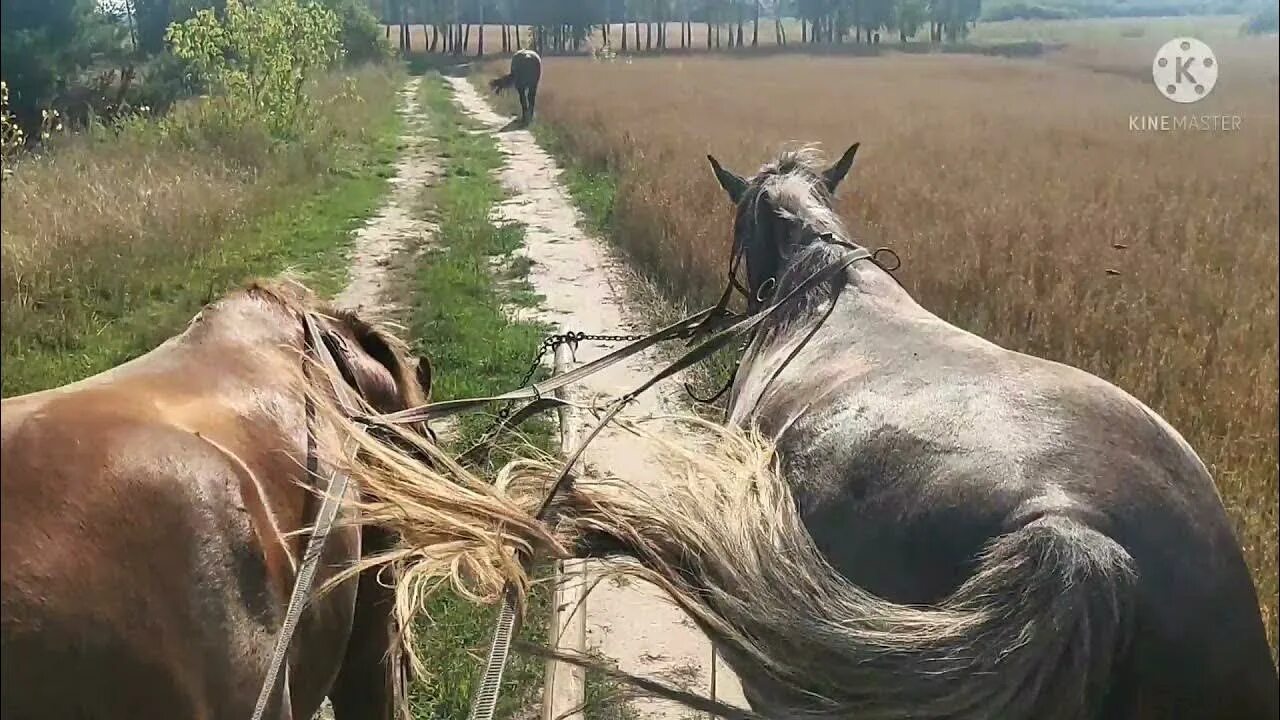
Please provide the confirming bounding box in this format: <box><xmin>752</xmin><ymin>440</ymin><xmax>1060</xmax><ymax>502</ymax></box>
<box><xmin>872</xmin><ymin>246</ymin><xmax>902</xmax><ymax>273</ymax></box>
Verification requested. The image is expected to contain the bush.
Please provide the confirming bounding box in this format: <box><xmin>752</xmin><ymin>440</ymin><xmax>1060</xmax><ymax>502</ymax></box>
<box><xmin>166</xmin><ymin>0</ymin><xmax>341</xmax><ymax>140</ymax></box>
<box><xmin>320</xmin><ymin>0</ymin><xmax>392</xmax><ymax>65</ymax></box>
<box><xmin>1242</xmin><ymin>5</ymin><xmax>1279</xmax><ymax>34</ymax></box>
<box><xmin>131</xmin><ymin>53</ymin><xmax>206</xmax><ymax>116</ymax></box>
<box><xmin>0</xmin><ymin>0</ymin><xmax>123</xmax><ymax>129</ymax></box>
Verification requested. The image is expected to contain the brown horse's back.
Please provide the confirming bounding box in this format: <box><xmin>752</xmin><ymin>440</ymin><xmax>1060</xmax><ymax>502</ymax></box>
<box><xmin>1</xmin><ymin>285</ymin><xmax>418</xmax><ymax>720</ymax></box>
<box><xmin>2</xmin><ymin>377</ymin><xmax>359</xmax><ymax>720</ymax></box>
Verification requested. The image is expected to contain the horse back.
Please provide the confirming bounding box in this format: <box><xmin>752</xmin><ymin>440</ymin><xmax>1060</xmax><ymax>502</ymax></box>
<box><xmin>511</xmin><ymin>50</ymin><xmax>541</xmax><ymax>88</ymax></box>
<box><xmin>0</xmin><ymin>356</ymin><xmax>360</xmax><ymax>720</ymax></box>
<box><xmin>743</xmin><ymin>307</ymin><xmax>1276</xmax><ymax>718</ymax></box>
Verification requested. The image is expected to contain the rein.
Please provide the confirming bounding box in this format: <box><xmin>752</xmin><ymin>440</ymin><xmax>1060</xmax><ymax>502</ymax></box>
<box><xmin>250</xmin><ymin>238</ymin><xmax>890</xmax><ymax>720</ymax></box>
<box><xmin>250</xmin><ymin>312</ymin><xmax>368</xmax><ymax>720</ymax></box>
<box><xmin>457</xmin><ymin>243</ymin><xmax>880</xmax><ymax>720</ymax></box>
<box><xmin>685</xmin><ymin>239</ymin><xmax>901</xmax><ymax>410</ymax></box>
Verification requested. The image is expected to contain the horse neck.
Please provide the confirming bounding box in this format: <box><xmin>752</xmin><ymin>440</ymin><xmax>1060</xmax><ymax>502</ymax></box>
<box><xmin>773</xmin><ymin>221</ymin><xmax>909</xmax><ymax>314</ymax></box>
<box><xmin>190</xmin><ymin>293</ymin><xmax>304</xmax><ymax>353</ymax></box>
<box><xmin>766</xmin><ymin>230</ymin><xmax>855</xmax><ymax>322</ymax></box>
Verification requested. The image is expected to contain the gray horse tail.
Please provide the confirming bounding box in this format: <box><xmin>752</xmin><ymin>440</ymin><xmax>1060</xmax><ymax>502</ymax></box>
<box><xmin>842</xmin><ymin>514</ymin><xmax>1139</xmax><ymax>719</ymax></box>
<box><xmin>563</xmin><ymin>425</ymin><xmax>1138</xmax><ymax>719</ymax></box>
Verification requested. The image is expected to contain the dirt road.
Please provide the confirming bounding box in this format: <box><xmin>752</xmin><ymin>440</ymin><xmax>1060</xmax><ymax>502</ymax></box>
<box><xmin>444</xmin><ymin>74</ymin><xmax>748</xmax><ymax>718</ymax></box>
<box><xmin>315</xmin><ymin>75</ymin><xmax>440</xmax><ymax>720</ymax></box>
<box><xmin>335</xmin><ymin>76</ymin><xmax>439</xmax><ymax>316</ymax></box>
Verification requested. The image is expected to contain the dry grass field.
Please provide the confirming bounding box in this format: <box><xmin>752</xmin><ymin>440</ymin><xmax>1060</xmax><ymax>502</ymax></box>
<box><xmin>521</xmin><ymin>41</ymin><xmax>1280</xmax><ymax>649</ymax></box>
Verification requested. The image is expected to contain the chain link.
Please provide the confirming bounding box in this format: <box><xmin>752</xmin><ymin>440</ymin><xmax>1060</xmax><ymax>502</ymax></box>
<box><xmin>517</xmin><ymin>330</ymin><xmax>650</xmax><ymax>388</ymax></box>
<box><xmin>469</xmin><ymin>329</ymin><xmax>652</xmax><ymax>456</ymax></box>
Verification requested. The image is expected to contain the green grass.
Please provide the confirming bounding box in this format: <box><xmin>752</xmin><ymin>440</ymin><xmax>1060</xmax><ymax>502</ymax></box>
<box><xmin>0</xmin><ymin>68</ymin><xmax>403</xmax><ymax>397</ymax></box>
<box><xmin>402</xmin><ymin>72</ymin><xmax>554</xmax><ymax>720</ymax></box>
<box><xmin>583</xmin><ymin>654</ymin><xmax>642</xmax><ymax>720</ymax></box>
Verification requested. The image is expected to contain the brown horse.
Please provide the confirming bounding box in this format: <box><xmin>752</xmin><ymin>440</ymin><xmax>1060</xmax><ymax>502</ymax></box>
<box><xmin>1</xmin><ymin>280</ymin><xmax>432</xmax><ymax>720</ymax></box>
<box><xmin>548</xmin><ymin>146</ymin><xmax>1278</xmax><ymax>719</ymax></box>
<box><xmin>489</xmin><ymin>49</ymin><xmax>542</xmax><ymax>124</ymax></box>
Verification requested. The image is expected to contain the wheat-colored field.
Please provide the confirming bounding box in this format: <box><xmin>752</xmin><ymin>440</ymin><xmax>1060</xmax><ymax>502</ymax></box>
<box><xmin>524</xmin><ymin>43</ymin><xmax>1280</xmax><ymax>649</ymax></box>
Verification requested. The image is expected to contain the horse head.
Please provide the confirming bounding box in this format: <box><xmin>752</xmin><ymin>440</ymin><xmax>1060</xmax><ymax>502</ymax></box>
<box><xmin>706</xmin><ymin>144</ymin><xmax>859</xmax><ymax>312</ymax></box>
<box><xmin>219</xmin><ymin>280</ymin><xmax>434</xmax><ymax>443</ymax></box>
<box><xmin>311</xmin><ymin>309</ymin><xmax>432</xmax><ymax>416</ymax></box>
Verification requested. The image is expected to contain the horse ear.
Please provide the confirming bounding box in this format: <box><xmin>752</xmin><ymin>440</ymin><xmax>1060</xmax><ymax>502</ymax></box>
<box><xmin>822</xmin><ymin>143</ymin><xmax>860</xmax><ymax>194</ymax></box>
<box><xmin>707</xmin><ymin>154</ymin><xmax>748</xmax><ymax>204</ymax></box>
<box><xmin>415</xmin><ymin>355</ymin><xmax>433</xmax><ymax>400</ymax></box>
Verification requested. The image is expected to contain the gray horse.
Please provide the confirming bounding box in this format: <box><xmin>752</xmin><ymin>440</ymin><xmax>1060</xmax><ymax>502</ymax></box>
<box><xmin>489</xmin><ymin>49</ymin><xmax>541</xmax><ymax>124</ymax></box>
<box><xmin>564</xmin><ymin>145</ymin><xmax>1277</xmax><ymax>720</ymax></box>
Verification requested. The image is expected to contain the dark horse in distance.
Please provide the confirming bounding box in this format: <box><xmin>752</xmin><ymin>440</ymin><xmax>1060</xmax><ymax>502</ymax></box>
<box><xmin>489</xmin><ymin>49</ymin><xmax>542</xmax><ymax>124</ymax></box>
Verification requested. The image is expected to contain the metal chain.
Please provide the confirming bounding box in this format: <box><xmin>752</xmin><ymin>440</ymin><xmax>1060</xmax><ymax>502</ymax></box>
<box><xmin>518</xmin><ymin>329</ymin><xmax>652</xmax><ymax>387</ymax></box>
<box><xmin>469</xmin><ymin>329</ymin><xmax>652</xmax><ymax>455</ymax></box>
<box><xmin>462</xmin><ymin>241</ymin><xmax>904</xmax><ymax>454</ymax></box>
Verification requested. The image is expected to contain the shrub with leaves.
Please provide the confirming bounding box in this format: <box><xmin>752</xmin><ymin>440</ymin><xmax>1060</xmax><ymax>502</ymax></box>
<box><xmin>318</xmin><ymin>0</ymin><xmax>391</xmax><ymax>65</ymax></box>
<box><xmin>3</xmin><ymin>81</ymin><xmax>64</xmax><ymax>180</ymax></box>
<box><xmin>165</xmin><ymin>0</ymin><xmax>341</xmax><ymax>139</ymax></box>
<box><xmin>2</xmin><ymin>82</ymin><xmax>24</xmax><ymax>177</ymax></box>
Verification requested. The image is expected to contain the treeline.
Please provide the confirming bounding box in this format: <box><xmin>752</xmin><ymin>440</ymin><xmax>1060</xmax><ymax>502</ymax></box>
<box><xmin>380</xmin><ymin>0</ymin><xmax>984</xmax><ymax>55</ymax></box>
<box><xmin>0</xmin><ymin>0</ymin><xmax>387</xmax><ymax>133</ymax></box>
<box><xmin>980</xmin><ymin>0</ymin><xmax>1274</xmax><ymax>21</ymax></box>
<box><xmin>1241</xmin><ymin>2</ymin><xmax>1277</xmax><ymax>33</ymax></box>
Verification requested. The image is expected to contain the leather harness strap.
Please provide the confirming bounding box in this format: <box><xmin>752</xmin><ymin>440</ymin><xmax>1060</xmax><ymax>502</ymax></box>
<box><xmin>251</xmin><ymin>242</ymin><xmax>884</xmax><ymax>720</ymax></box>
<box><xmin>250</xmin><ymin>312</ymin><xmax>366</xmax><ymax>720</ymax></box>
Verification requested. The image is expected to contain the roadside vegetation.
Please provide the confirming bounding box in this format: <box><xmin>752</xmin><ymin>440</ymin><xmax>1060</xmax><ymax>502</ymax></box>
<box><xmin>400</xmin><ymin>72</ymin><xmax>550</xmax><ymax>720</ymax></box>
<box><xmin>407</xmin><ymin>69</ymin><xmax>639</xmax><ymax>720</ymax></box>
<box><xmin>1</xmin><ymin>0</ymin><xmax>400</xmax><ymax>396</ymax></box>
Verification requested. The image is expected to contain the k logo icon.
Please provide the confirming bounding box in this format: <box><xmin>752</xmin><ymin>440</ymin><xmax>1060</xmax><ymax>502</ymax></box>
<box><xmin>1152</xmin><ymin>37</ymin><xmax>1219</xmax><ymax>104</ymax></box>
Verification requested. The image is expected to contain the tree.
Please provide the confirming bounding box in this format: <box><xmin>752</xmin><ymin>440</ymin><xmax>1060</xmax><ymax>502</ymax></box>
<box><xmin>770</xmin><ymin>0</ymin><xmax>786</xmax><ymax>44</ymax></box>
<box><xmin>893</xmin><ymin>0</ymin><xmax>926</xmax><ymax>41</ymax></box>
<box><xmin>1</xmin><ymin>0</ymin><xmax>123</xmax><ymax>126</ymax></box>
<box><xmin>931</xmin><ymin>0</ymin><xmax>979</xmax><ymax>41</ymax></box>
<box><xmin>751</xmin><ymin>0</ymin><xmax>760</xmax><ymax>46</ymax></box>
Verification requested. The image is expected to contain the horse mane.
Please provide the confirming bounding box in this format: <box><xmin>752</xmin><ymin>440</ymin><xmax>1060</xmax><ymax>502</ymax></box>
<box><xmin>749</xmin><ymin>144</ymin><xmax>849</xmax><ymax>245</ymax></box>
<box><xmin>233</xmin><ymin>275</ymin><xmax>428</xmax><ymax>409</ymax></box>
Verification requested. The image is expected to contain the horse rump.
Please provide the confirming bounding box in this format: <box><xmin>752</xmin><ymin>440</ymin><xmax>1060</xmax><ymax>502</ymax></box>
<box><xmin>552</xmin><ymin>418</ymin><xmax>1138</xmax><ymax>720</ymax></box>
